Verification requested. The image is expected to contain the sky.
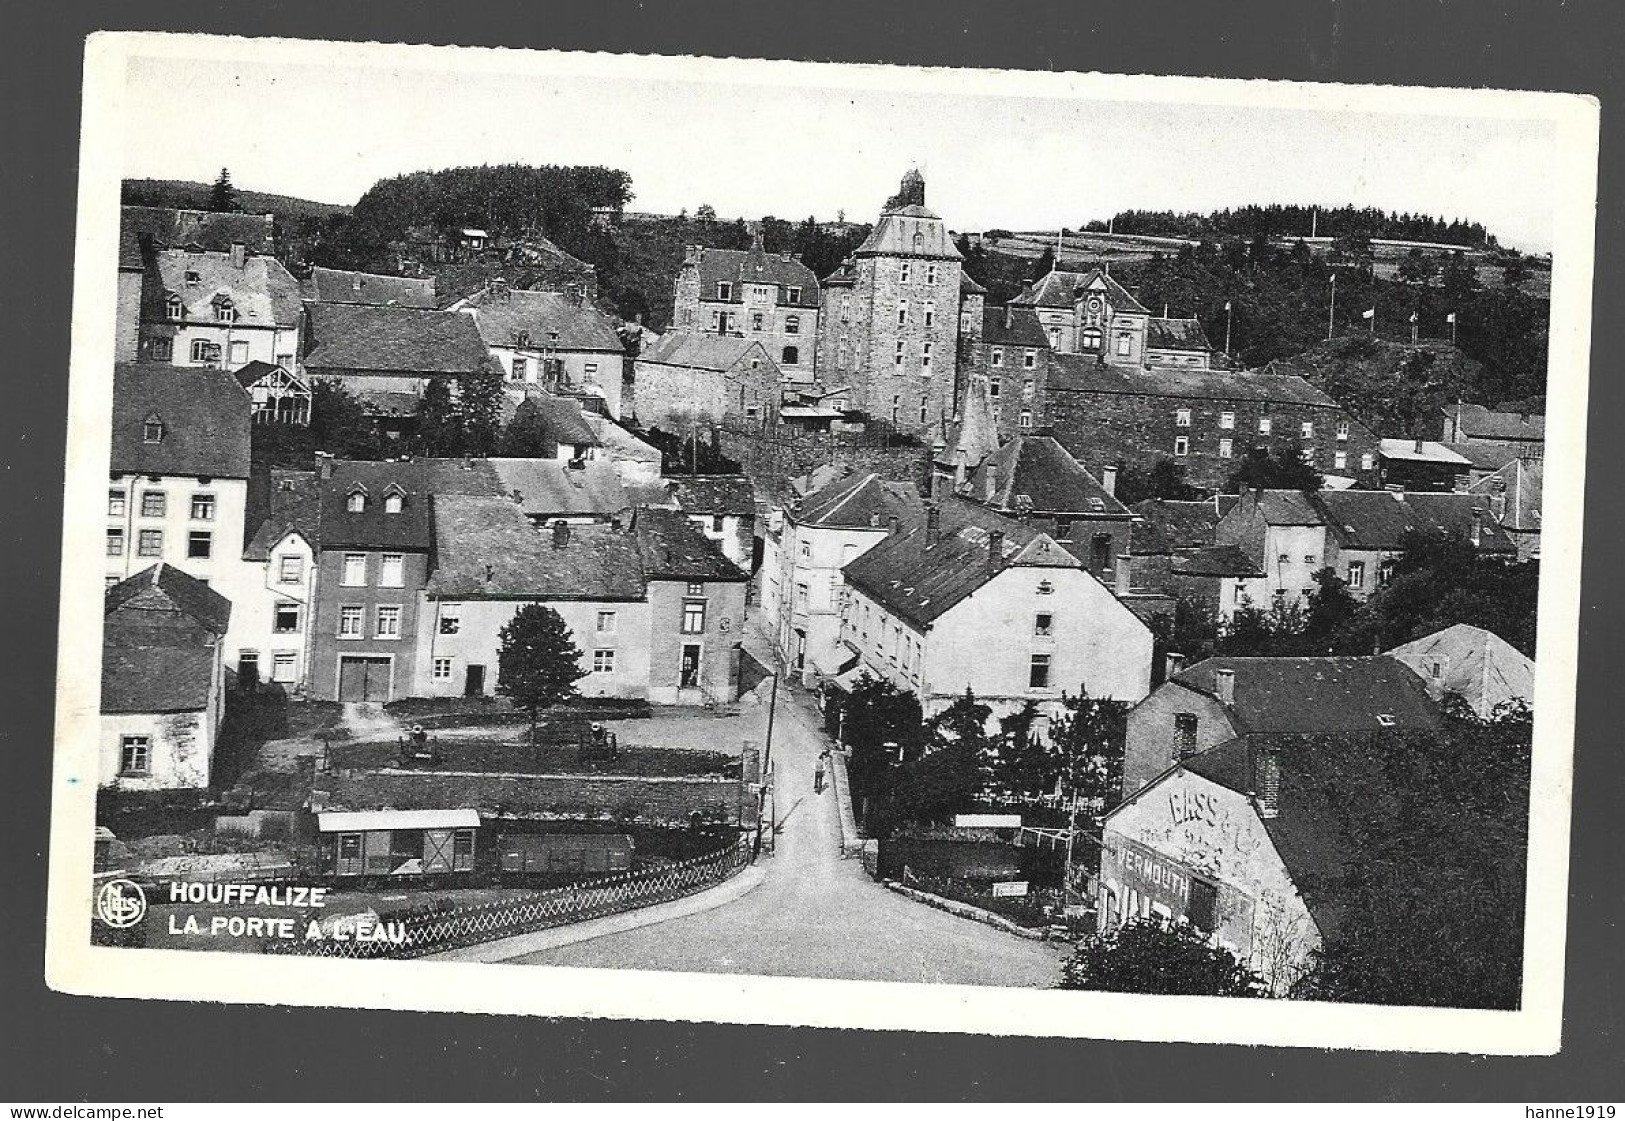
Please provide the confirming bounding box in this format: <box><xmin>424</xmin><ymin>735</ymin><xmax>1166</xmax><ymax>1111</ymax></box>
<box><xmin>118</xmin><ymin>46</ymin><xmax>1561</xmax><ymax>252</ymax></box>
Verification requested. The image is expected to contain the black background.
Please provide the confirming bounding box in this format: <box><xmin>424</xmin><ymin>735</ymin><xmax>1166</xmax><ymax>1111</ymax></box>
<box><xmin>3</xmin><ymin>0</ymin><xmax>1620</xmax><ymax>1101</ymax></box>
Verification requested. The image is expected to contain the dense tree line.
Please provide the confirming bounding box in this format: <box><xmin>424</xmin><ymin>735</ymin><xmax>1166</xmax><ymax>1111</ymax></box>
<box><xmin>1093</xmin><ymin>204</ymin><xmax>1497</xmax><ymax>248</ymax></box>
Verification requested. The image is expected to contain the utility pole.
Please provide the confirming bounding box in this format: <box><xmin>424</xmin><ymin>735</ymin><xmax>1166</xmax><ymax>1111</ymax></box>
<box><xmin>1327</xmin><ymin>272</ymin><xmax>1337</xmax><ymax>341</ymax></box>
<box><xmin>761</xmin><ymin>672</ymin><xmax>780</xmax><ymax>775</ymax></box>
<box><xmin>1224</xmin><ymin>300</ymin><xmax>1234</xmax><ymax>357</ymax></box>
<box><xmin>1061</xmin><ymin>786</ymin><xmax>1079</xmax><ymax>913</ymax></box>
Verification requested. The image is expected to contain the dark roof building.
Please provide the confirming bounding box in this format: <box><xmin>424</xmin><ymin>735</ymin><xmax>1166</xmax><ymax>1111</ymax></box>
<box><xmin>685</xmin><ymin>242</ymin><xmax>820</xmax><ymax>310</ymax></box>
<box><xmin>427</xmin><ymin>494</ymin><xmax>646</xmax><ymax>600</ymax></box>
<box><xmin>1012</xmin><ymin>268</ymin><xmax>1150</xmax><ymax>314</ymax></box>
<box><xmin>302</xmin><ymin>304</ymin><xmax>492</xmax><ymax>377</ymax></box>
<box><xmin>121</xmin><ymin>206</ymin><xmax>275</xmax><ymax>254</ymax></box>
<box><xmin>1315</xmin><ymin>489</ymin><xmax>1517</xmax><ymax>555</ymax></box>
<box><xmin>243</xmin><ymin>467</ymin><xmax>322</xmax><ymax>559</ymax></box>
<box><xmin>103</xmin><ymin>564</ymin><xmax>231</xmax><ymax>714</ymax></box>
<box><xmin>670</xmin><ymin>476</ymin><xmax>758</xmax><ymax>518</ymax></box>
<box><xmin>1441</xmin><ymin>402</ymin><xmax>1545</xmax><ymax>446</ymax></box>
<box><xmin>303</xmin><ymin>267</ymin><xmax>438</xmax><ymax>308</ymax></box>
<box><xmin>1047</xmin><ymin>353</ymin><xmax>1344</xmax><ymax>407</ymax></box>
<box><xmin>459</xmin><ymin>286</ymin><xmax>626</xmax><ymax>352</ymax></box>
<box><xmin>635</xmin><ymin>507</ymin><xmax>749</xmax><ymax>583</ymax></box>
<box><xmin>1145</xmin><ymin>316</ymin><xmax>1213</xmax><ymax>354</ymax></box>
<box><xmin>1130</xmin><ymin>497</ymin><xmax>1233</xmax><ymax>555</ymax></box>
<box><xmin>111</xmin><ymin>364</ymin><xmax>253</xmax><ymax>479</ymax></box>
<box><xmin>1169</xmin><ymin>656</ymin><xmax>1445</xmax><ymax>737</ymax></box>
<box><xmin>793</xmin><ymin>470</ymin><xmax>926</xmax><ymax>529</ymax></box>
<box><xmin>488</xmin><ymin>458</ymin><xmax>632</xmax><ymax>521</ymax></box>
<box><xmin>316</xmin><ymin>457</ymin><xmax>506</xmax><ymax>551</ymax></box>
<box><xmin>966</xmin><ymin>431</ymin><xmax>1130</xmax><ymax>518</ymax></box>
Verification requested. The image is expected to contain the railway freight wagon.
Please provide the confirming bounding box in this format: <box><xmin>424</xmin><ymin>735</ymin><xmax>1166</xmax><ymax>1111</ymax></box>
<box><xmin>316</xmin><ymin>809</ymin><xmax>480</xmax><ymax>881</ymax></box>
<box><xmin>498</xmin><ymin>832</ymin><xmax>634</xmax><ymax>877</ymax></box>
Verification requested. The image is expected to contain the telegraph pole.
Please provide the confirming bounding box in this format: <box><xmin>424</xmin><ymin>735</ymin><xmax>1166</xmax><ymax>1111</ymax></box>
<box><xmin>1224</xmin><ymin>300</ymin><xmax>1234</xmax><ymax>357</ymax></box>
<box><xmin>761</xmin><ymin>672</ymin><xmax>780</xmax><ymax>775</ymax></box>
<box><xmin>1327</xmin><ymin>272</ymin><xmax>1337</xmax><ymax>340</ymax></box>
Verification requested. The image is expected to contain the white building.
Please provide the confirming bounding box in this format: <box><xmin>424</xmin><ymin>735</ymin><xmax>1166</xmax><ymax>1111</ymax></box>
<box><xmin>139</xmin><ymin>245</ymin><xmax>302</xmax><ymax>371</ymax></box>
<box><xmin>101</xmin><ymin>564</ymin><xmax>231</xmax><ymax>790</ymax></box>
<box><xmin>452</xmin><ymin>284</ymin><xmax>627</xmax><ymax>419</ymax></box>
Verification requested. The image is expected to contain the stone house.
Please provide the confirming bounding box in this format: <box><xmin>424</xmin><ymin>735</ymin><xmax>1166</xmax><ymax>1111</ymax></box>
<box><xmin>452</xmin><ymin>283</ymin><xmax>627</xmax><ymax>419</ymax></box>
<box><xmin>1009</xmin><ymin>266</ymin><xmax>1151</xmax><ymax>363</ymax></box>
<box><xmin>236</xmin><ymin>467</ymin><xmax>322</xmax><ymax>690</ymax></box>
<box><xmin>1384</xmin><ymin>623</ymin><xmax>1534</xmax><ymax>720</ymax></box>
<box><xmin>1213</xmin><ymin>489</ymin><xmax>1335</xmax><ymax>606</ymax></box>
<box><xmin>1440</xmin><ymin>402</ymin><xmax>1544</xmax><ymax>456</ymax></box>
<box><xmin>669</xmin><ymin>236</ymin><xmax>820</xmax><ymax>383</ymax></box>
<box><xmin>957</xmin><ymin>304</ymin><xmax>1052</xmax><ymax>440</ymax></box>
<box><xmin>629</xmin><ymin>334</ymin><xmax>780</xmax><ymax>430</ymax></box>
<box><xmin>813</xmin><ymin>170</ymin><xmax>966</xmax><ymax>436</ymax></box>
<box><xmin>669</xmin><ymin>475</ymin><xmax>758</xmax><ymax>572</ymax></box>
<box><xmin>1314</xmin><ymin>488</ymin><xmax>1517</xmax><ymax>598</ymax></box>
<box><xmin>1044</xmin><ymin>354</ymin><xmax>1381</xmax><ymax>490</ymax></box>
<box><xmin>101</xmin><ymin>564</ymin><xmax>231</xmax><ymax>791</ymax></box>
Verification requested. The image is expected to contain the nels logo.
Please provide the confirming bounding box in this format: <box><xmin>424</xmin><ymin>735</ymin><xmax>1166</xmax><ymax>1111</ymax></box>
<box><xmin>95</xmin><ymin>878</ymin><xmax>148</xmax><ymax>929</ymax></box>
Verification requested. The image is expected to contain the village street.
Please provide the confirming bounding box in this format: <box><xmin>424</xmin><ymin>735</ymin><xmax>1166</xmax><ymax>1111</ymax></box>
<box><xmin>495</xmin><ymin>634</ymin><xmax>1067</xmax><ymax>987</ymax></box>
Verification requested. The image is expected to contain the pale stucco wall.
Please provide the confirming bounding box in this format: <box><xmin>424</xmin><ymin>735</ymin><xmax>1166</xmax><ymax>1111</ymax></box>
<box><xmin>101</xmin><ymin>709</ymin><xmax>214</xmax><ymax>791</ymax></box>
<box><xmin>1102</xmin><ymin>767</ymin><xmax>1321</xmax><ymax>995</ymax></box>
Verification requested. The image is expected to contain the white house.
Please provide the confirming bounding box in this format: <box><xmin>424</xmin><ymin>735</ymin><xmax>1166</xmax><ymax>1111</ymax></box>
<box><xmin>452</xmin><ymin>284</ymin><xmax>627</xmax><ymax>419</ymax></box>
<box><xmin>140</xmin><ymin>245</ymin><xmax>303</xmax><ymax>371</ymax></box>
<box><xmin>101</xmin><ymin>564</ymin><xmax>231</xmax><ymax>790</ymax></box>
<box><xmin>840</xmin><ymin>501</ymin><xmax>1154</xmax><ymax>725</ymax></box>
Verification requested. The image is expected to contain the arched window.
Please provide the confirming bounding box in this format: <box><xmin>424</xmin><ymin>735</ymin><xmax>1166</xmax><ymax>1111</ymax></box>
<box><xmin>785</xmin><ymin>315</ymin><xmax>800</xmax><ymax>335</ymax></box>
<box><xmin>143</xmin><ymin>414</ymin><xmax>164</xmax><ymax>444</ymax></box>
<box><xmin>346</xmin><ymin>490</ymin><xmax>366</xmax><ymax>513</ymax></box>
<box><xmin>213</xmin><ymin>297</ymin><xmax>236</xmax><ymax>323</ymax></box>
<box><xmin>384</xmin><ymin>491</ymin><xmax>404</xmax><ymax>514</ymax></box>
<box><xmin>781</xmin><ymin>345</ymin><xmax>799</xmax><ymax>366</ymax></box>
<box><xmin>912</xmin><ymin>232</ymin><xmax>924</xmax><ymax>251</ymax></box>
<box><xmin>1081</xmin><ymin>327</ymin><xmax>1102</xmax><ymax>351</ymax></box>
<box><xmin>165</xmin><ymin>296</ymin><xmax>184</xmax><ymax>320</ymax></box>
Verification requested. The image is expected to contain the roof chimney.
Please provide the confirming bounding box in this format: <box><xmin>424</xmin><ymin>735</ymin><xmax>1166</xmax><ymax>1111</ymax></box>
<box><xmin>551</xmin><ymin>521</ymin><xmax>571</xmax><ymax>548</ymax></box>
<box><xmin>1014</xmin><ymin>494</ymin><xmax>1033</xmax><ymax>524</ymax></box>
<box><xmin>1114</xmin><ymin>554</ymin><xmax>1132</xmax><ymax>597</ymax></box>
<box><xmin>1470</xmin><ymin>506</ymin><xmax>1484</xmax><ymax>548</ymax></box>
<box><xmin>315</xmin><ymin>451</ymin><xmax>334</xmax><ymax>480</ymax></box>
<box><xmin>1165</xmin><ymin>651</ymin><xmax>1186</xmax><ymax>679</ymax></box>
<box><xmin>926</xmin><ymin>503</ymin><xmax>942</xmax><ymax>545</ymax></box>
<box><xmin>484</xmin><ymin>563</ymin><xmax>495</xmax><ymax>583</ymax></box>
<box><xmin>1214</xmin><ymin>666</ymin><xmax>1236</xmax><ymax>706</ymax></box>
<box><xmin>1256</xmin><ymin>747</ymin><xmax>1281</xmax><ymax>819</ymax></box>
<box><xmin>1004</xmin><ymin>306</ymin><xmax>1013</xmax><ymax>331</ymax></box>
<box><xmin>1414</xmin><ymin>435</ymin><xmax>1425</xmax><ymax>454</ymax></box>
<box><xmin>888</xmin><ymin>514</ymin><xmax>901</xmax><ymax>536</ymax></box>
<box><xmin>230</xmin><ymin>242</ymin><xmax>247</xmax><ymax>269</ymax></box>
<box><xmin>985</xmin><ymin>529</ymin><xmax>1004</xmax><ymax>570</ymax></box>
<box><xmin>1100</xmin><ymin>463</ymin><xmax>1118</xmax><ymax>497</ymax></box>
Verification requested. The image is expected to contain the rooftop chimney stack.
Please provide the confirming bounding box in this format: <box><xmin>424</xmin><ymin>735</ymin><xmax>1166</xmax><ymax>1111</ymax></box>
<box><xmin>1471</xmin><ymin>507</ymin><xmax>1484</xmax><ymax>548</ymax></box>
<box><xmin>985</xmin><ymin>529</ymin><xmax>1004</xmax><ymax>570</ymax></box>
<box><xmin>1165</xmin><ymin>651</ymin><xmax>1187</xmax><ymax>679</ymax></box>
<box><xmin>888</xmin><ymin>514</ymin><xmax>901</xmax><ymax>536</ymax></box>
<box><xmin>1215</xmin><ymin>667</ymin><xmax>1236</xmax><ymax>706</ymax></box>
<box><xmin>551</xmin><ymin>521</ymin><xmax>571</xmax><ymax>549</ymax></box>
<box><xmin>315</xmin><ymin>451</ymin><xmax>335</xmax><ymax>480</ymax></box>
<box><xmin>1415</xmin><ymin>435</ymin><xmax>1425</xmax><ymax>454</ymax></box>
<box><xmin>1004</xmin><ymin>306</ymin><xmax>1013</xmax><ymax>331</ymax></box>
<box><xmin>1257</xmin><ymin>748</ymin><xmax>1281</xmax><ymax>819</ymax></box>
<box><xmin>230</xmin><ymin>242</ymin><xmax>247</xmax><ymax>269</ymax></box>
<box><xmin>1114</xmin><ymin>554</ymin><xmax>1132</xmax><ymax>597</ymax></box>
<box><xmin>926</xmin><ymin>503</ymin><xmax>942</xmax><ymax>545</ymax></box>
<box><xmin>1101</xmin><ymin>463</ymin><xmax>1118</xmax><ymax>497</ymax></box>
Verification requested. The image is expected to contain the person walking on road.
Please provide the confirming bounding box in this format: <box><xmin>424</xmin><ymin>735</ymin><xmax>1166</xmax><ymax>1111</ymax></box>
<box><xmin>814</xmin><ymin>751</ymin><xmax>827</xmax><ymax>795</ymax></box>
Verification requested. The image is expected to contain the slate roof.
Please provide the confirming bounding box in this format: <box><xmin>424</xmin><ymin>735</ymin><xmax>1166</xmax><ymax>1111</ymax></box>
<box><xmin>1047</xmin><ymin>352</ymin><xmax>1341</xmax><ymax>407</ymax></box>
<box><xmin>516</xmin><ymin>391</ymin><xmax>600</xmax><ymax>448</ymax></box>
<box><xmin>427</xmin><ymin>493</ymin><xmax>646</xmax><ymax>600</ymax></box>
<box><xmin>1169</xmin><ymin>543</ymin><xmax>1263</xmax><ymax>578</ymax></box>
<box><xmin>581</xmin><ymin>413</ymin><xmax>662</xmax><ymax>468</ymax></box>
<box><xmin>981</xmin><ymin>306</ymin><xmax>1051</xmax><ymax>348</ymax></box>
<box><xmin>635</xmin><ymin>507</ymin><xmax>748</xmax><ymax>582</ymax></box>
<box><xmin>1146</xmin><ymin>316</ymin><xmax>1213</xmax><ymax>352</ymax></box>
<box><xmin>304</xmin><ymin>267</ymin><xmax>438</xmax><ymax>308</ymax></box>
<box><xmin>854</xmin><ymin>211</ymin><xmax>961</xmax><ymax>260</ymax></box>
<box><xmin>1012</xmin><ymin>268</ymin><xmax>1151</xmax><ymax>314</ymax></box>
<box><xmin>1242</xmin><ymin>489</ymin><xmax>1328</xmax><ymax>527</ymax></box>
<box><xmin>935</xmin><ymin>377</ymin><xmax>1000</xmax><ymax>472</ymax></box>
<box><xmin>1170</xmin><ymin>656</ymin><xmax>1445</xmax><ymax>736</ymax></box>
<box><xmin>843</xmin><ymin>502</ymin><xmax>1079</xmax><ymax>630</ymax></box>
<box><xmin>302</xmin><ymin>304</ymin><xmax>492</xmax><ymax>375</ymax></box>
<box><xmin>793</xmin><ymin>471</ymin><xmax>926</xmax><ymax>529</ymax></box>
<box><xmin>462</xmin><ymin>287</ymin><xmax>625</xmax><ymax>351</ymax></box>
<box><xmin>121</xmin><ymin>206</ymin><xmax>274</xmax><ymax>254</ymax></box>
<box><xmin>968</xmin><ymin>433</ymin><xmax>1131</xmax><ymax>517</ymax></box>
<box><xmin>487</xmin><ymin>458</ymin><xmax>630</xmax><ymax>519</ymax></box>
<box><xmin>1379</xmin><ymin>438</ymin><xmax>1471</xmax><ymax>465</ymax></box>
<box><xmin>232</xmin><ymin>360</ymin><xmax>290</xmax><ymax>388</ymax></box>
<box><xmin>693</xmin><ymin>242</ymin><xmax>820</xmax><ymax>307</ymax></box>
<box><xmin>1385</xmin><ymin>623</ymin><xmax>1535</xmax><ymax>717</ymax></box>
<box><xmin>1442</xmin><ymin>441</ymin><xmax>1526</xmax><ymax>473</ymax></box>
<box><xmin>103</xmin><ymin>564</ymin><xmax>231</xmax><ymax>714</ymax></box>
<box><xmin>1131</xmin><ymin>498</ymin><xmax>1229</xmax><ymax>554</ymax></box>
<box><xmin>638</xmin><ymin>333</ymin><xmax>771</xmax><ymax>373</ymax></box>
<box><xmin>1315</xmin><ymin>489</ymin><xmax>1516</xmax><ymax>553</ymax></box>
<box><xmin>1446</xmin><ymin>403</ymin><xmax>1545</xmax><ymax>442</ymax></box>
<box><xmin>318</xmin><ymin>458</ymin><xmax>506</xmax><ymax>551</ymax></box>
<box><xmin>820</xmin><ymin>257</ymin><xmax>858</xmax><ymax>288</ymax></box>
<box><xmin>669</xmin><ymin>475</ymin><xmax>757</xmax><ymax>517</ymax></box>
<box><xmin>154</xmin><ymin>249</ymin><xmax>303</xmax><ymax>328</ymax></box>
<box><xmin>960</xmin><ymin>272</ymin><xmax>988</xmax><ymax>296</ymax></box>
<box><xmin>244</xmin><ymin>468</ymin><xmax>321</xmax><ymax>559</ymax></box>
<box><xmin>1468</xmin><ymin>457</ymin><xmax>1542</xmax><ymax>534</ymax></box>
<box><xmin>111</xmin><ymin>364</ymin><xmax>253</xmax><ymax>479</ymax></box>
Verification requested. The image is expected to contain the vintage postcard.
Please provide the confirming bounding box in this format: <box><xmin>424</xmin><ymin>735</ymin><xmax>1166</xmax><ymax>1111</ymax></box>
<box><xmin>47</xmin><ymin>32</ymin><xmax>1597</xmax><ymax>1053</ymax></box>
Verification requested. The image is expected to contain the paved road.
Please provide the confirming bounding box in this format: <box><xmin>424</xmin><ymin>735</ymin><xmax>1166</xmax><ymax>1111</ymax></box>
<box><xmin>507</xmin><ymin>675</ymin><xmax>1065</xmax><ymax>987</ymax></box>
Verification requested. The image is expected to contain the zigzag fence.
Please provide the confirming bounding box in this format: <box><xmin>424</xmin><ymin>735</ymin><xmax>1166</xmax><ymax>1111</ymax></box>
<box><xmin>264</xmin><ymin>834</ymin><xmax>753</xmax><ymax>960</ymax></box>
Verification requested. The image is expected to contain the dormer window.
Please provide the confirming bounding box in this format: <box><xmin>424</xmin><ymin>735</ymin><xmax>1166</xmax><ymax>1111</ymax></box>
<box><xmin>383</xmin><ymin>488</ymin><xmax>405</xmax><ymax>514</ymax></box>
<box><xmin>1036</xmin><ymin>579</ymin><xmax>1055</xmax><ymax>595</ymax></box>
<box><xmin>142</xmin><ymin>414</ymin><xmax>164</xmax><ymax>444</ymax></box>
<box><xmin>346</xmin><ymin>489</ymin><xmax>366</xmax><ymax>513</ymax></box>
<box><xmin>184</xmin><ymin>270</ymin><xmax>201</xmax><ymax>287</ymax></box>
<box><xmin>165</xmin><ymin>295</ymin><xmax>184</xmax><ymax>320</ymax></box>
<box><xmin>515</xmin><ymin>330</ymin><xmax>530</xmax><ymax>348</ymax></box>
<box><xmin>212</xmin><ymin>296</ymin><xmax>236</xmax><ymax>323</ymax></box>
<box><xmin>716</xmin><ymin>281</ymin><xmax>732</xmax><ymax>301</ymax></box>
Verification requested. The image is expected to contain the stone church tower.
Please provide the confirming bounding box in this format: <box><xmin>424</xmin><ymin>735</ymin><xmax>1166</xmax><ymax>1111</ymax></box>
<box><xmin>816</xmin><ymin>170</ymin><xmax>964</xmax><ymax>436</ymax></box>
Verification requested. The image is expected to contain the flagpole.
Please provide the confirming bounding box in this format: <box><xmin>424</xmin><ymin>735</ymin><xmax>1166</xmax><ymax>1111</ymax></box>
<box><xmin>1327</xmin><ymin>272</ymin><xmax>1336</xmax><ymax>341</ymax></box>
<box><xmin>1225</xmin><ymin>301</ymin><xmax>1233</xmax><ymax>356</ymax></box>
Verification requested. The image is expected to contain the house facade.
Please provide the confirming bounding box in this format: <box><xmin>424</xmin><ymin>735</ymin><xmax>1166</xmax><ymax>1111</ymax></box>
<box><xmin>669</xmin><ymin>475</ymin><xmax>758</xmax><ymax>572</ymax></box>
<box><xmin>1044</xmin><ymin>355</ymin><xmax>1382</xmax><ymax>490</ymax></box>
<box><xmin>629</xmin><ymin>335</ymin><xmax>780</xmax><ymax>430</ymax></box>
<box><xmin>101</xmin><ymin>564</ymin><xmax>231</xmax><ymax>791</ymax></box>
<box><xmin>1009</xmin><ymin>267</ymin><xmax>1151</xmax><ymax>364</ymax></box>
<box><xmin>759</xmin><ymin>470</ymin><xmax>924</xmax><ymax>683</ymax></box>
<box><xmin>813</xmin><ymin>170</ymin><xmax>965</xmax><ymax>436</ymax></box>
<box><xmin>841</xmin><ymin>507</ymin><xmax>1154</xmax><ymax>724</ymax></box>
<box><xmin>670</xmin><ymin>237</ymin><xmax>820</xmax><ymax>383</ymax></box>
<box><xmin>300</xmin><ymin>302</ymin><xmax>494</xmax><ymax>426</ymax></box>
<box><xmin>453</xmin><ymin>284</ymin><xmax>627</xmax><ymax>419</ymax></box>
<box><xmin>139</xmin><ymin>245</ymin><xmax>303</xmax><ymax>371</ymax></box>
<box><xmin>956</xmin><ymin>305</ymin><xmax>1053</xmax><ymax>440</ymax></box>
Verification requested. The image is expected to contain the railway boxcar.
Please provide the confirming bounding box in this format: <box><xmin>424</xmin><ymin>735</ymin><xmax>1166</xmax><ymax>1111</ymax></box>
<box><xmin>497</xmin><ymin>832</ymin><xmax>634</xmax><ymax>877</ymax></box>
<box><xmin>317</xmin><ymin>809</ymin><xmax>480</xmax><ymax>880</ymax></box>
